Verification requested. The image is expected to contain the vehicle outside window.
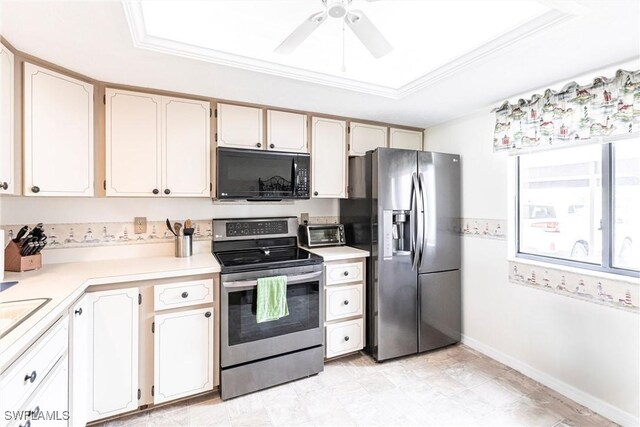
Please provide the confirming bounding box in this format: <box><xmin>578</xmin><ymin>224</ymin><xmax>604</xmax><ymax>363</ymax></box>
<box><xmin>519</xmin><ymin>145</ymin><xmax>602</xmax><ymax>265</ymax></box>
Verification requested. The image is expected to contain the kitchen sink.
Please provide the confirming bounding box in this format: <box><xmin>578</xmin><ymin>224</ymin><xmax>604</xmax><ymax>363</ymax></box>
<box><xmin>0</xmin><ymin>298</ymin><xmax>51</xmax><ymax>338</ymax></box>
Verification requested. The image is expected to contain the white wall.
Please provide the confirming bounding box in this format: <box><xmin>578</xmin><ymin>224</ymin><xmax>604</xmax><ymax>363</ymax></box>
<box><xmin>425</xmin><ymin>110</ymin><xmax>639</xmax><ymax>425</ymax></box>
<box><xmin>0</xmin><ymin>196</ymin><xmax>338</xmax><ymax>225</ymax></box>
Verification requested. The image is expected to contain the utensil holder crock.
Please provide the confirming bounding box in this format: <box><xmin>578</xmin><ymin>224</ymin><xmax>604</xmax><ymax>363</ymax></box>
<box><xmin>175</xmin><ymin>235</ymin><xmax>193</xmax><ymax>258</ymax></box>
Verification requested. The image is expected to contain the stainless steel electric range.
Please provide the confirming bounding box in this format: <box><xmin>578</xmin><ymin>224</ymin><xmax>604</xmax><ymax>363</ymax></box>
<box><xmin>212</xmin><ymin>217</ymin><xmax>325</xmax><ymax>400</ymax></box>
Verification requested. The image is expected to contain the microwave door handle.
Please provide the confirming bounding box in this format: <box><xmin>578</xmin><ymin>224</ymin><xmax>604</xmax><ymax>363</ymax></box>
<box><xmin>292</xmin><ymin>159</ymin><xmax>298</xmax><ymax>196</ymax></box>
<box><xmin>222</xmin><ymin>270</ymin><xmax>323</xmax><ymax>289</ymax></box>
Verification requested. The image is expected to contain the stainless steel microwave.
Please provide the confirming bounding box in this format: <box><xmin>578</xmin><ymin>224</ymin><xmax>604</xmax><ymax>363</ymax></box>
<box><xmin>217</xmin><ymin>148</ymin><xmax>310</xmax><ymax>201</ymax></box>
<box><xmin>299</xmin><ymin>224</ymin><xmax>346</xmax><ymax>248</ymax></box>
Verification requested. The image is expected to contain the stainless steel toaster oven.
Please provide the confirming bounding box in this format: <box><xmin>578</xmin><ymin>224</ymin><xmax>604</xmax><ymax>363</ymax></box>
<box><xmin>299</xmin><ymin>224</ymin><xmax>345</xmax><ymax>248</ymax></box>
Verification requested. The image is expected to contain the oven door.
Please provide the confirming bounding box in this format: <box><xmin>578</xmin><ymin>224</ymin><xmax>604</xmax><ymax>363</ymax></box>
<box><xmin>306</xmin><ymin>225</ymin><xmax>345</xmax><ymax>247</ymax></box>
<box><xmin>221</xmin><ymin>264</ymin><xmax>324</xmax><ymax>367</ymax></box>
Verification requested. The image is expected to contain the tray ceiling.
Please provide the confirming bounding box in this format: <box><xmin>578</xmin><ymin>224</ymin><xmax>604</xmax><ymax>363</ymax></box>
<box><xmin>124</xmin><ymin>0</ymin><xmax>560</xmax><ymax>98</ymax></box>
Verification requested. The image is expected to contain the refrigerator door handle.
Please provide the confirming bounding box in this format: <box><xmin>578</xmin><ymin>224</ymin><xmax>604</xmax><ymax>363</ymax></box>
<box><xmin>411</xmin><ymin>173</ymin><xmax>422</xmax><ymax>270</ymax></box>
<box><xmin>419</xmin><ymin>172</ymin><xmax>427</xmax><ymax>265</ymax></box>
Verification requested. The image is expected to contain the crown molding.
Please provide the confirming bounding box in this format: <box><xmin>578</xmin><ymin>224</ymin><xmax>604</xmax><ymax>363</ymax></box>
<box><xmin>122</xmin><ymin>2</ymin><xmax>571</xmax><ymax>99</ymax></box>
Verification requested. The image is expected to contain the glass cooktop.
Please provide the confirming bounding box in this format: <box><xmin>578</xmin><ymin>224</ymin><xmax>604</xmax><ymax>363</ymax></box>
<box><xmin>214</xmin><ymin>246</ymin><xmax>322</xmax><ymax>273</ymax></box>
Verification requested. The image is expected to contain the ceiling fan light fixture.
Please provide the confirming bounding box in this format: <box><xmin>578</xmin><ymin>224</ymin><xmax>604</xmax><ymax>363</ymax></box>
<box><xmin>325</xmin><ymin>0</ymin><xmax>350</xmax><ymax>18</ymax></box>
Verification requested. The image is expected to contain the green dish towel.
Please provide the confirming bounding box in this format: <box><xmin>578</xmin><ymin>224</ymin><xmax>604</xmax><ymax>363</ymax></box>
<box><xmin>256</xmin><ymin>276</ymin><xmax>289</xmax><ymax>323</ymax></box>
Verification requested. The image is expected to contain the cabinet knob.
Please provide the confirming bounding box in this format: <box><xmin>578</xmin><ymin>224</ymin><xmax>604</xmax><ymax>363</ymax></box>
<box><xmin>256</xmin><ymin>143</ymin><xmax>262</xmax><ymax>148</ymax></box>
<box><xmin>152</xmin><ymin>189</ymin><xmax>159</xmax><ymax>195</ymax></box>
<box><xmin>0</xmin><ymin>182</ymin><xmax>7</xmax><ymax>190</ymax></box>
<box><xmin>75</xmin><ymin>308</ymin><xmax>83</xmax><ymax>316</ymax></box>
<box><xmin>164</xmin><ymin>189</ymin><xmax>171</xmax><ymax>195</ymax></box>
<box><xmin>344</xmin><ymin>336</ymin><xmax>350</xmax><ymax>342</ymax></box>
<box><xmin>269</xmin><ymin>144</ymin><xmax>275</xmax><ymax>149</ymax></box>
<box><xmin>24</xmin><ymin>370</ymin><xmax>37</xmax><ymax>383</ymax></box>
<box><xmin>313</xmin><ymin>191</ymin><xmax>318</xmax><ymax>196</ymax></box>
<box><xmin>32</xmin><ymin>406</ymin><xmax>40</xmax><ymax>418</ymax></box>
<box><xmin>343</xmin><ymin>300</ymin><xmax>350</xmax><ymax>305</ymax></box>
<box><xmin>205</xmin><ymin>311</ymin><xmax>212</xmax><ymax>318</ymax></box>
<box><xmin>181</xmin><ymin>291</ymin><xmax>189</xmax><ymax>299</ymax></box>
<box><xmin>31</xmin><ymin>186</ymin><xmax>40</xmax><ymax>193</ymax></box>
<box><xmin>343</xmin><ymin>271</ymin><xmax>349</xmax><ymax>276</ymax></box>
<box><xmin>19</xmin><ymin>421</ymin><xmax>30</xmax><ymax>427</ymax></box>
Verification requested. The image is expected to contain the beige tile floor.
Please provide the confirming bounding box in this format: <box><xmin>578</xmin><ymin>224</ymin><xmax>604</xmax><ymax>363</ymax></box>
<box><xmin>97</xmin><ymin>345</ymin><xmax>617</xmax><ymax>427</ymax></box>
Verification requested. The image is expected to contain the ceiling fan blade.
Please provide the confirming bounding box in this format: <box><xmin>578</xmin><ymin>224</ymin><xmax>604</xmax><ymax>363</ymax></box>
<box><xmin>275</xmin><ymin>11</ymin><xmax>327</xmax><ymax>54</ymax></box>
<box><xmin>345</xmin><ymin>10</ymin><xmax>392</xmax><ymax>58</ymax></box>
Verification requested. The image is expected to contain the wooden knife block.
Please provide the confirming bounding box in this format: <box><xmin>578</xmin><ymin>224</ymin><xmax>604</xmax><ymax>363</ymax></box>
<box><xmin>4</xmin><ymin>241</ymin><xmax>42</xmax><ymax>272</ymax></box>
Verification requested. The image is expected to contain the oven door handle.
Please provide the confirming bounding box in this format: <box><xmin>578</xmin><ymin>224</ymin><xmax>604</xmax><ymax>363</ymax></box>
<box><xmin>222</xmin><ymin>270</ymin><xmax>323</xmax><ymax>289</ymax></box>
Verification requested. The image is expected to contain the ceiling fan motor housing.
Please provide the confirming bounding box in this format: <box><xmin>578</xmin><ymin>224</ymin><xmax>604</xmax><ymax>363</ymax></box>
<box><xmin>325</xmin><ymin>0</ymin><xmax>350</xmax><ymax>18</ymax></box>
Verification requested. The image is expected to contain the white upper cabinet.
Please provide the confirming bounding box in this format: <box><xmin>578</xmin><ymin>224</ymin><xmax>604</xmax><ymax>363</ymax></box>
<box><xmin>389</xmin><ymin>128</ymin><xmax>423</xmax><ymax>151</ymax></box>
<box><xmin>86</xmin><ymin>288</ymin><xmax>139</xmax><ymax>422</ymax></box>
<box><xmin>266</xmin><ymin>110</ymin><xmax>308</xmax><ymax>153</ymax></box>
<box><xmin>153</xmin><ymin>307</ymin><xmax>214</xmax><ymax>404</ymax></box>
<box><xmin>162</xmin><ymin>97</ymin><xmax>211</xmax><ymax>197</ymax></box>
<box><xmin>217</xmin><ymin>103</ymin><xmax>264</xmax><ymax>150</ymax></box>
<box><xmin>23</xmin><ymin>62</ymin><xmax>94</xmax><ymax>196</ymax></box>
<box><xmin>349</xmin><ymin>122</ymin><xmax>387</xmax><ymax>156</ymax></box>
<box><xmin>106</xmin><ymin>88</ymin><xmax>162</xmax><ymax>197</ymax></box>
<box><xmin>106</xmin><ymin>88</ymin><xmax>211</xmax><ymax>197</ymax></box>
<box><xmin>0</xmin><ymin>42</ymin><xmax>16</xmax><ymax>195</ymax></box>
<box><xmin>311</xmin><ymin>117</ymin><xmax>347</xmax><ymax>198</ymax></box>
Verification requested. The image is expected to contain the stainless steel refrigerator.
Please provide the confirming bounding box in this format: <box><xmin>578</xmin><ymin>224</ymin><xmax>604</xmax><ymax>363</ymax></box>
<box><xmin>340</xmin><ymin>147</ymin><xmax>461</xmax><ymax>362</ymax></box>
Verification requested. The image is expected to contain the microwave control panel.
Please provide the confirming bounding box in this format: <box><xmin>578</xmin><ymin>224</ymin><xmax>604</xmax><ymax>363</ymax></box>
<box><xmin>226</xmin><ymin>220</ymin><xmax>288</xmax><ymax>237</ymax></box>
<box><xmin>296</xmin><ymin>167</ymin><xmax>309</xmax><ymax>194</ymax></box>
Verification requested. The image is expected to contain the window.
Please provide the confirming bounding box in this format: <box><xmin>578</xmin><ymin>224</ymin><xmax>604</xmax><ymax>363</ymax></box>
<box><xmin>517</xmin><ymin>138</ymin><xmax>639</xmax><ymax>276</ymax></box>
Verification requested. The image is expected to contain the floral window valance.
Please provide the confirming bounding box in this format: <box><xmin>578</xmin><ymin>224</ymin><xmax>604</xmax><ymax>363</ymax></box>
<box><xmin>493</xmin><ymin>69</ymin><xmax>639</xmax><ymax>153</ymax></box>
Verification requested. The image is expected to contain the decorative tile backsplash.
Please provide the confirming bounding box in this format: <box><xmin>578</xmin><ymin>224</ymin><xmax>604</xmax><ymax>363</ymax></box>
<box><xmin>509</xmin><ymin>260</ymin><xmax>639</xmax><ymax>313</ymax></box>
<box><xmin>459</xmin><ymin>217</ymin><xmax>507</xmax><ymax>240</ymax></box>
<box><xmin>1</xmin><ymin>216</ymin><xmax>340</xmax><ymax>250</ymax></box>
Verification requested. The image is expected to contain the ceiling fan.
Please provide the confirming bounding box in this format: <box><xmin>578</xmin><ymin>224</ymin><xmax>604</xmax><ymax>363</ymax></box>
<box><xmin>275</xmin><ymin>0</ymin><xmax>392</xmax><ymax>59</ymax></box>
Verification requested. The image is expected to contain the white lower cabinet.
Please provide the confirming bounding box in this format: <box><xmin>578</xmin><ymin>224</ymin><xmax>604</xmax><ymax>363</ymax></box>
<box><xmin>153</xmin><ymin>307</ymin><xmax>214</xmax><ymax>404</ymax></box>
<box><xmin>323</xmin><ymin>257</ymin><xmax>366</xmax><ymax>359</ymax></box>
<box><xmin>70</xmin><ymin>296</ymin><xmax>89</xmax><ymax>427</ymax></box>
<box><xmin>16</xmin><ymin>356</ymin><xmax>69</xmax><ymax>427</ymax></box>
<box><xmin>325</xmin><ymin>319</ymin><xmax>364</xmax><ymax>359</ymax></box>
<box><xmin>86</xmin><ymin>288</ymin><xmax>139</xmax><ymax>422</ymax></box>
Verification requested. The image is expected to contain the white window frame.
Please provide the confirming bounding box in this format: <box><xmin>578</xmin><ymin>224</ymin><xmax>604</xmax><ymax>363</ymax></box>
<box><xmin>508</xmin><ymin>135</ymin><xmax>639</xmax><ymax>279</ymax></box>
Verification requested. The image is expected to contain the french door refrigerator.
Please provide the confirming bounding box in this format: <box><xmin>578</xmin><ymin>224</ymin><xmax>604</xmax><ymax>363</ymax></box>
<box><xmin>340</xmin><ymin>147</ymin><xmax>461</xmax><ymax>362</ymax></box>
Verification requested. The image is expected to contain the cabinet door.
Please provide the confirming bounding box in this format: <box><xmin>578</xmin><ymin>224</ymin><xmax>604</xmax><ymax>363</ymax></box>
<box><xmin>389</xmin><ymin>128</ymin><xmax>423</xmax><ymax>151</ymax></box>
<box><xmin>266</xmin><ymin>110</ymin><xmax>308</xmax><ymax>153</ymax></box>
<box><xmin>311</xmin><ymin>117</ymin><xmax>347</xmax><ymax>198</ymax></box>
<box><xmin>86</xmin><ymin>288</ymin><xmax>139</xmax><ymax>422</ymax></box>
<box><xmin>349</xmin><ymin>122</ymin><xmax>387</xmax><ymax>156</ymax></box>
<box><xmin>106</xmin><ymin>88</ymin><xmax>162</xmax><ymax>197</ymax></box>
<box><xmin>0</xmin><ymin>42</ymin><xmax>15</xmax><ymax>195</ymax></box>
<box><xmin>70</xmin><ymin>296</ymin><xmax>89</xmax><ymax>427</ymax></box>
<box><xmin>161</xmin><ymin>97</ymin><xmax>211</xmax><ymax>197</ymax></box>
<box><xmin>217</xmin><ymin>103</ymin><xmax>263</xmax><ymax>149</ymax></box>
<box><xmin>23</xmin><ymin>62</ymin><xmax>94</xmax><ymax>197</ymax></box>
<box><xmin>154</xmin><ymin>307</ymin><xmax>214</xmax><ymax>404</ymax></box>
<box><xmin>19</xmin><ymin>356</ymin><xmax>69</xmax><ymax>427</ymax></box>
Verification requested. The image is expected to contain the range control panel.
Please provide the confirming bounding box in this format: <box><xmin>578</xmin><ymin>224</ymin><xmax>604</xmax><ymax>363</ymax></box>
<box><xmin>226</xmin><ymin>220</ymin><xmax>289</xmax><ymax>237</ymax></box>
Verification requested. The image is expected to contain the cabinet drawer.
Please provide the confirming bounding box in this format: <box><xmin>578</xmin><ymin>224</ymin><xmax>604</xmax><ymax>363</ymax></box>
<box><xmin>154</xmin><ymin>278</ymin><xmax>214</xmax><ymax>311</ymax></box>
<box><xmin>325</xmin><ymin>318</ymin><xmax>364</xmax><ymax>359</ymax></box>
<box><xmin>14</xmin><ymin>355</ymin><xmax>69</xmax><ymax>427</ymax></box>
<box><xmin>326</xmin><ymin>284</ymin><xmax>363</xmax><ymax>322</ymax></box>
<box><xmin>326</xmin><ymin>262</ymin><xmax>363</xmax><ymax>285</ymax></box>
<box><xmin>0</xmin><ymin>318</ymin><xmax>68</xmax><ymax>414</ymax></box>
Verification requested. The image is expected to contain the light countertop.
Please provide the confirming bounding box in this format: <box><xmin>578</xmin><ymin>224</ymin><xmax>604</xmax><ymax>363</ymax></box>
<box><xmin>304</xmin><ymin>245</ymin><xmax>370</xmax><ymax>262</ymax></box>
<box><xmin>0</xmin><ymin>253</ymin><xmax>220</xmax><ymax>371</ymax></box>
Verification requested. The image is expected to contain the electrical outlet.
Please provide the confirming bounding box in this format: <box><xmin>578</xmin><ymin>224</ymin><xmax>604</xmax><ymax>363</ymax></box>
<box><xmin>134</xmin><ymin>217</ymin><xmax>147</xmax><ymax>234</ymax></box>
<box><xmin>300</xmin><ymin>213</ymin><xmax>309</xmax><ymax>225</ymax></box>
